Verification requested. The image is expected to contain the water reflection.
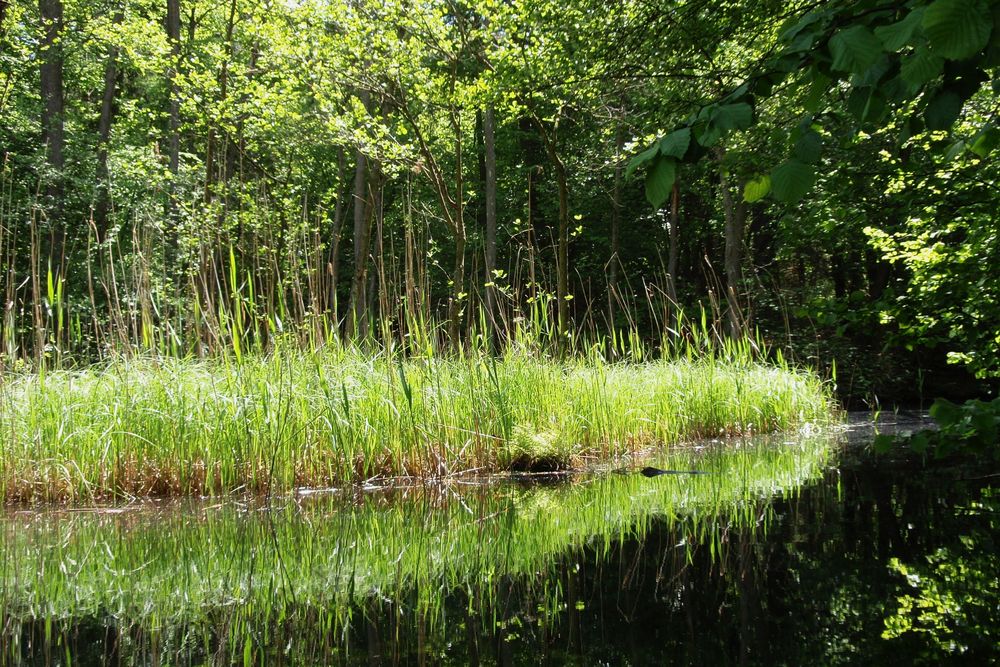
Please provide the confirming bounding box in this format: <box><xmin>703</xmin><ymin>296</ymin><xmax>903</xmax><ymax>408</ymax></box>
<box><xmin>2</xmin><ymin>423</ymin><xmax>998</xmax><ymax>665</ymax></box>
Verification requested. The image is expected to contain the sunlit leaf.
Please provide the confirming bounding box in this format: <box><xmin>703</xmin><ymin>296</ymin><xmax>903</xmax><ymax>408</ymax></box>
<box><xmin>743</xmin><ymin>175</ymin><xmax>771</xmax><ymax>203</ymax></box>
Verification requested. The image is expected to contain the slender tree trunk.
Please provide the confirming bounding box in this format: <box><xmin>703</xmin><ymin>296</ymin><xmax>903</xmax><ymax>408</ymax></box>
<box><xmin>328</xmin><ymin>147</ymin><xmax>348</xmax><ymax>317</ymax></box>
<box><xmin>609</xmin><ymin>122</ymin><xmax>623</xmax><ymax>326</ymax></box>
<box><xmin>94</xmin><ymin>8</ymin><xmax>123</xmax><ymax>242</ymax></box>
<box><xmin>0</xmin><ymin>1</ymin><xmax>10</xmax><ymax>41</ymax></box>
<box><xmin>348</xmin><ymin>147</ymin><xmax>370</xmax><ymax>338</ymax></box>
<box><xmin>206</xmin><ymin>0</ymin><xmax>238</xmax><ymax>212</ymax></box>
<box><xmin>531</xmin><ymin>112</ymin><xmax>570</xmax><ymax>340</ymax></box>
<box><xmin>667</xmin><ymin>183</ymin><xmax>680</xmax><ymax>329</ymax></box>
<box><xmin>554</xmin><ymin>160</ymin><xmax>569</xmax><ymax>338</ymax></box>
<box><xmin>483</xmin><ymin>106</ymin><xmax>498</xmax><ymax>346</ymax></box>
<box><xmin>166</xmin><ymin>0</ymin><xmax>181</xmax><ymax>216</ymax></box>
<box><xmin>718</xmin><ymin>153</ymin><xmax>746</xmax><ymax>338</ymax></box>
<box><xmin>448</xmin><ymin>107</ymin><xmax>466</xmax><ymax>344</ymax></box>
<box><xmin>348</xmin><ymin>89</ymin><xmax>372</xmax><ymax>338</ymax></box>
<box><xmin>39</xmin><ymin>0</ymin><xmax>64</xmax><ymax>266</ymax></box>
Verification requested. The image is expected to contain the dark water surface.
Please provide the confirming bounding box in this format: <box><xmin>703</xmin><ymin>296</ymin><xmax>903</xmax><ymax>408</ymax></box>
<box><xmin>2</xmin><ymin>416</ymin><xmax>999</xmax><ymax>665</ymax></box>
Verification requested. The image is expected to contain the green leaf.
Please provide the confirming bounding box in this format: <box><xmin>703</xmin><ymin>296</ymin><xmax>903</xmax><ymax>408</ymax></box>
<box><xmin>924</xmin><ymin>89</ymin><xmax>964</xmax><ymax>130</ymax></box>
<box><xmin>644</xmin><ymin>156</ymin><xmax>676</xmax><ymax>210</ymax></box>
<box><xmin>970</xmin><ymin>126</ymin><xmax>1000</xmax><ymax>157</ymax></box>
<box><xmin>829</xmin><ymin>25</ymin><xmax>884</xmax><ymax>74</ymax></box>
<box><xmin>901</xmin><ymin>47</ymin><xmax>945</xmax><ymax>88</ymax></box>
<box><xmin>803</xmin><ymin>71</ymin><xmax>831</xmax><ymax>112</ymax></box>
<box><xmin>743</xmin><ymin>175</ymin><xmax>771</xmax><ymax>203</ymax></box>
<box><xmin>770</xmin><ymin>160</ymin><xmax>816</xmax><ymax>203</ymax></box>
<box><xmin>944</xmin><ymin>140</ymin><xmax>967</xmax><ymax>160</ymax></box>
<box><xmin>874</xmin><ymin>8</ymin><xmax>926</xmax><ymax>51</ymax></box>
<box><xmin>793</xmin><ymin>129</ymin><xmax>823</xmax><ymax>163</ymax></box>
<box><xmin>713</xmin><ymin>103</ymin><xmax>754</xmax><ymax>131</ymax></box>
<box><xmin>923</xmin><ymin>0</ymin><xmax>993</xmax><ymax>60</ymax></box>
<box><xmin>626</xmin><ymin>140</ymin><xmax>660</xmax><ymax>179</ymax></box>
<box><xmin>695</xmin><ymin>121</ymin><xmax>723</xmax><ymax>147</ymax></box>
<box><xmin>873</xmin><ymin>434</ymin><xmax>895</xmax><ymax>454</ymax></box>
<box><xmin>659</xmin><ymin>128</ymin><xmax>691</xmax><ymax>159</ymax></box>
<box><xmin>847</xmin><ymin>87</ymin><xmax>887</xmax><ymax>124</ymax></box>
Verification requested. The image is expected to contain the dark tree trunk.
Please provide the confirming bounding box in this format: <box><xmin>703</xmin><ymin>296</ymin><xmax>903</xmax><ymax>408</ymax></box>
<box><xmin>609</xmin><ymin>122</ymin><xmax>623</xmax><ymax>326</ymax></box>
<box><xmin>718</xmin><ymin>151</ymin><xmax>746</xmax><ymax>338</ymax></box>
<box><xmin>94</xmin><ymin>7</ymin><xmax>124</xmax><ymax>242</ymax></box>
<box><xmin>328</xmin><ymin>147</ymin><xmax>348</xmax><ymax>317</ymax></box>
<box><xmin>166</xmin><ymin>0</ymin><xmax>181</xmax><ymax>213</ymax></box>
<box><xmin>667</xmin><ymin>183</ymin><xmax>680</xmax><ymax>327</ymax></box>
<box><xmin>348</xmin><ymin>89</ymin><xmax>372</xmax><ymax>338</ymax></box>
<box><xmin>483</xmin><ymin>106</ymin><xmax>498</xmax><ymax>345</ymax></box>
<box><xmin>39</xmin><ymin>0</ymin><xmax>65</xmax><ymax>264</ymax></box>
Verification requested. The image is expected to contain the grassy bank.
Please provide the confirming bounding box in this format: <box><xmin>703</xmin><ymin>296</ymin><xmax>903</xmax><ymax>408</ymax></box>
<box><xmin>0</xmin><ymin>345</ymin><xmax>832</xmax><ymax>503</ymax></box>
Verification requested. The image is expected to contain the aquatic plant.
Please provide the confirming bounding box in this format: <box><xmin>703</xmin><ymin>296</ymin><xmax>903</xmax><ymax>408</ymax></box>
<box><xmin>0</xmin><ymin>344</ymin><xmax>832</xmax><ymax>502</ymax></box>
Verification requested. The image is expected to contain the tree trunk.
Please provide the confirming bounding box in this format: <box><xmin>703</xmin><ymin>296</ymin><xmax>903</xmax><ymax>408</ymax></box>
<box><xmin>718</xmin><ymin>152</ymin><xmax>745</xmax><ymax>338</ymax></box>
<box><xmin>531</xmin><ymin>112</ymin><xmax>570</xmax><ymax>340</ymax></box>
<box><xmin>554</xmin><ymin>159</ymin><xmax>569</xmax><ymax>339</ymax></box>
<box><xmin>448</xmin><ymin>107</ymin><xmax>466</xmax><ymax>345</ymax></box>
<box><xmin>328</xmin><ymin>147</ymin><xmax>348</xmax><ymax>317</ymax></box>
<box><xmin>609</xmin><ymin>123</ymin><xmax>623</xmax><ymax>326</ymax></box>
<box><xmin>39</xmin><ymin>0</ymin><xmax>64</xmax><ymax>265</ymax></box>
<box><xmin>348</xmin><ymin>145</ymin><xmax>370</xmax><ymax>338</ymax></box>
<box><xmin>483</xmin><ymin>106</ymin><xmax>498</xmax><ymax>346</ymax></box>
<box><xmin>348</xmin><ymin>89</ymin><xmax>372</xmax><ymax>338</ymax></box>
<box><xmin>94</xmin><ymin>7</ymin><xmax>123</xmax><ymax>242</ymax></box>
<box><xmin>667</xmin><ymin>183</ymin><xmax>680</xmax><ymax>328</ymax></box>
<box><xmin>166</xmin><ymin>0</ymin><xmax>181</xmax><ymax>215</ymax></box>
<box><xmin>206</xmin><ymin>0</ymin><xmax>238</xmax><ymax>212</ymax></box>
<box><xmin>1</xmin><ymin>0</ymin><xmax>10</xmax><ymax>41</ymax></box>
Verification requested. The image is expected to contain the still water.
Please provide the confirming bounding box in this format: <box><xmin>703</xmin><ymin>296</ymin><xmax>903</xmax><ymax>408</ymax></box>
<box><xmin>2</xmin><ymin>416</ymin><xmax>998</xmax><ymax>665</ymax></box>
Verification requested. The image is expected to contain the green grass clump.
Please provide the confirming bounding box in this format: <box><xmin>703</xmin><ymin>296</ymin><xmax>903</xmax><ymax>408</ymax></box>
<box><xmin>0</xmin><ymin>346</ymin><xmax>832</xmax><ymax>502</ymax></box>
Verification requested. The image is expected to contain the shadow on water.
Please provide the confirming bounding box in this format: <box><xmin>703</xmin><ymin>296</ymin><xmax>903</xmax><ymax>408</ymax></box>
<box><xmin>2</xmin><ymin>419</ymin><xmax>998</xmax><ymax>665</ymax></box>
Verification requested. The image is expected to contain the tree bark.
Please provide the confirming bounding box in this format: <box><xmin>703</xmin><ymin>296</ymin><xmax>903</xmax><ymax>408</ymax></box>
<box><xmin>718</xmin><ymin>152</ymin><xmax>746</xmax><ymax>338</ymax></box>
<box><xmin>0</xmin><ymin>1</ymin><xmax>10</xmax><ymax>40</ymax></box>
<box><xmin>483</xmin><ymin>106</ymin><xmax>498</xmax><ymax>346</ymax></box>
<box><xmin>667</xmin><ymin>183</ymin><xmax>680</xmax><ymax>325</ymax></box>
<box><xmin>609</xmin><ymin>122</ymin><xmax>623</xmax><ymax>326</ymax></box>
<box><xmin>348</xmin><ymin>89</ymin><xmax>372</xmax><ymax>338</ymax></box>
<box><xmin>94</xmin><ymin>7</ymin><xmax>124</xmax><ymax>242</ymax></box>
<box><xmin>39</xmin><ymin>0</ymin><xmax>65</xmax><ymax>264</ymax></box>
<box><xmin>328</xmin><ymin>147</ymin><xmax>348</xmax><ymax>317</ymax></box>
<box><xmin>166</xmin><ymin>0</ymin><xmax>181</xmax><ymax>212</ymax></box>
<box><xmin>531</xmin><ymin>111</ymin><xmax>570</xmax><ymax>340</ymax></box>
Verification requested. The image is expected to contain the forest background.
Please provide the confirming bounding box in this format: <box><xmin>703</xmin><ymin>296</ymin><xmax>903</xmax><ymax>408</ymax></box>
<box><xmin>1</xmin><ymin>0</ymin><xmax>998</xmax><ymax>407</ymax></box>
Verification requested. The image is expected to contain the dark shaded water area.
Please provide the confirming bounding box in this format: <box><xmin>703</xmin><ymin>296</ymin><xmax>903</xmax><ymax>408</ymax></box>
<box><xmin>2</xmin><ymin>415</ymin><xmax>999</xmax><ymax>665</ymax></box>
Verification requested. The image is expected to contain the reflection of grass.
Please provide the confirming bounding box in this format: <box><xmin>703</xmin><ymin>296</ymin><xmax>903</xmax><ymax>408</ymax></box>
<box><xmin>0</xmin><ymin>432</ymin><xmax>836</xmax><ymax>663</ymax></box>
<box><xmin>0</xmin><ymin>348</ymin><xmax>831</xmax><ymax>502</ymax></box>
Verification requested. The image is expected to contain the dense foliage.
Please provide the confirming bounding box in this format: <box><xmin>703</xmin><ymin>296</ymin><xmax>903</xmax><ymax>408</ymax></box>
<box><xmin>1</xmin><ymin>0</ymin><xmax>998</xmax><ymax>403</ymax></box>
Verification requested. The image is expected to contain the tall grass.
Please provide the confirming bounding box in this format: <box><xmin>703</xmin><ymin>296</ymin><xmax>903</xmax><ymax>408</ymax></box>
<box><xmin>0</xmin><ymin>339</ymin><xmax>832</xmax><ymax>503</ymax></box>
<box><xmin>0</xmin><ymin>431</ymin><xmax>837</xmax><ymax>664</ymax></box>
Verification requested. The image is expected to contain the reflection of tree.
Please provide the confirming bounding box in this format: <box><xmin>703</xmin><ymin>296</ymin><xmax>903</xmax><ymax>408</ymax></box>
<box><xmin>883</xmin><ymin>506</ymin><xmax>1000</xmax><ymax>659</ymax></box>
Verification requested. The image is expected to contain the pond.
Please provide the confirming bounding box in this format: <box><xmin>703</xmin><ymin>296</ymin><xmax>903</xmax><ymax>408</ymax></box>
<box><xmin>2</xmin><ymin>416</ymin><xmax>998</xmax><ymax>665</ymax></box>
